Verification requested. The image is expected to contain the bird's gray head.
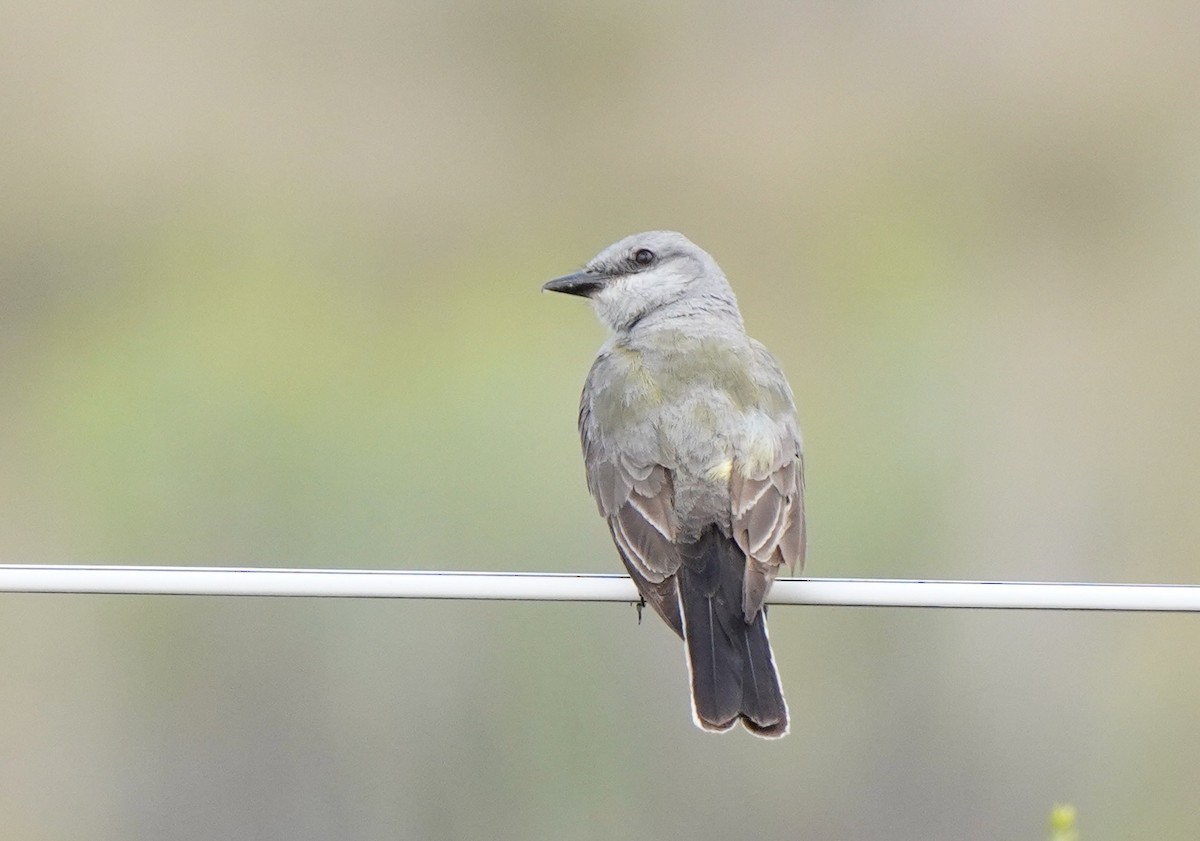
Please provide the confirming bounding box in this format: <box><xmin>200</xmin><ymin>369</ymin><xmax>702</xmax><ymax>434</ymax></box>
<box><xmin>542</xmin><ymin>231</ymin><xmax>741</xmax><ymax>333</ymax></box>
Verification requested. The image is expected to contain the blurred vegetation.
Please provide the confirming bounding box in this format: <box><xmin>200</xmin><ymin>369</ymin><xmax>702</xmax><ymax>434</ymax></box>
<box><xmin>2</xmin><ymin>1</ymin><xmax>1199</xmax><ymax>839</ymax></box>
<box><xmin>1049</xmin><ymin>804</ymin><xmax>1080</xmax><ymax>841</ymax></box>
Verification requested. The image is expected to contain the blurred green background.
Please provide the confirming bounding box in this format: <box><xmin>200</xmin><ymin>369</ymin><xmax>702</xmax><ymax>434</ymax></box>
<box><xmin>2</xmin><ymin>1</ymin><xmax>1199</xmax><ymax>838</ymax></box>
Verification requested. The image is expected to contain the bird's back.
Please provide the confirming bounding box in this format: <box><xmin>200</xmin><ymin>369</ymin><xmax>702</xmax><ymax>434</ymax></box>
<box><xmin>583</xmin><ymin>325</ymin><xmax>798</xmax><ymax>537</ymax></box>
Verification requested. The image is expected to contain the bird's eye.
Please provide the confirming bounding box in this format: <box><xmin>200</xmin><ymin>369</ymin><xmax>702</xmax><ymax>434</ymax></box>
<box><xmin>633</xmin><ymin>248</ymin><xmax>655</xmax><ymax>266</ymax></box>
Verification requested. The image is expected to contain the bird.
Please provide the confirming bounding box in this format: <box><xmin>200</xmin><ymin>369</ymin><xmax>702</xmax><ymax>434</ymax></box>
<box><xmin>542</xmin><ymin>231</ymin><xmax>805</xmax><ymax>738</ymax></box>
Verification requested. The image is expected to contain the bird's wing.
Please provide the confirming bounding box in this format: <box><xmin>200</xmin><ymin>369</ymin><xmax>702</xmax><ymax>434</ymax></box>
<box><xmin>580</xmin><ymin>354</ymin><xmax>683</xmax><ymax>636</ymax></box>
<box><xmin>731</xmin><ymin>451</ymin><xmax>805</xmax><ymax>621</ymax></box>
<box><xmin>730</xmin><ymin>348</ymin><xmax>806</xmax><ymax>620</ymax></box>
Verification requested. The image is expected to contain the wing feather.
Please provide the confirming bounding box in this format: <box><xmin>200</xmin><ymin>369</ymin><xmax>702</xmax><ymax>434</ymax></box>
<box><xmin>732</xmin><ymin>451</ymin><xmax>805</xmax><ymax>620</ymax></box>
<box><xmin>611</xmin><ymin>485</ymin><xmax>677</xmax><ymax>580</ymax></box>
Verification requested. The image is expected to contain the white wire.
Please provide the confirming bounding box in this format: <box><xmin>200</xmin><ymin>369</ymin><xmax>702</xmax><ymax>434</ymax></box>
<box><xmin>0</xmin><ymin>565</ymin><xmax>1198</xmax><ymax>611</ymax></box>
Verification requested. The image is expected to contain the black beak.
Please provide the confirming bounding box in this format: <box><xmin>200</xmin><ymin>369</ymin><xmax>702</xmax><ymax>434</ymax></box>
<box><xmin>542</xmin><ymin>270</ymin><xmax>606</xmax><ymax>298</ymax></box>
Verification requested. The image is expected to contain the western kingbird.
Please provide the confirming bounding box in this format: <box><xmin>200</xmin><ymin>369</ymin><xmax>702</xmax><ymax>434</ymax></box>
<box><xmin>543</xmin><ymin>231</ymin><xmax>805</xmax><ymax>738</ymax></box>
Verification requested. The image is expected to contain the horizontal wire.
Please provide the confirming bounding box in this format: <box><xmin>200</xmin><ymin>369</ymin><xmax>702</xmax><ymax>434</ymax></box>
<box><xmin>0</xmin><ymin>565</ymin><xmax>1198</xmax><ymax>611</ymax></box>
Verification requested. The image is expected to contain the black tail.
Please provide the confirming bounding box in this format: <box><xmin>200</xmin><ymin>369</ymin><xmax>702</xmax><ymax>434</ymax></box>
<box><xmin>676</xmin><ymin>526</ymin><xmax>789</xmax><ymax>738</ymax></box>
